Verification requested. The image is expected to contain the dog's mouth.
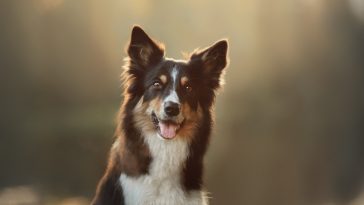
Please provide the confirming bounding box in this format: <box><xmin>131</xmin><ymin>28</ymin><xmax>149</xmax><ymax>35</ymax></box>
<box><xmin>151</xmin><ymin>112</ymin><xmax>184</xmax><ymax>140</ymax></box>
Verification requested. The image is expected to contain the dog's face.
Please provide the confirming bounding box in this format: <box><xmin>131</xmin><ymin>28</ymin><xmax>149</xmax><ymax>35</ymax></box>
<box><xmin>124</xmin><ymin>26</ymin><xmax>228</xmax><ymax>140</ymax></box>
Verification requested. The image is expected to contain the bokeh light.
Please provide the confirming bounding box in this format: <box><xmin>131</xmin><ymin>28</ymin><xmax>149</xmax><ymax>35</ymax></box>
<box><xmin>1</xmin><ymin>0</ymin><xmax>364</xmax><ymax>204</ymax></box>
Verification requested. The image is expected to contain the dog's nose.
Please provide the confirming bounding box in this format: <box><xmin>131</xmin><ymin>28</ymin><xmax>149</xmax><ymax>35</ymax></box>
<box><xmin>164</xmin><ymin>101</ymin><xmax>180</xmax><ymax>117</ymax></box>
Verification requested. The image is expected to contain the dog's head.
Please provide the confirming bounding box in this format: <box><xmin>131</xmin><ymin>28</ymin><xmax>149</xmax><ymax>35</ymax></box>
<box><xmin>123</xmin><ymin>26</ymin><xmax>228</xmax><ymax>141</ymax></box>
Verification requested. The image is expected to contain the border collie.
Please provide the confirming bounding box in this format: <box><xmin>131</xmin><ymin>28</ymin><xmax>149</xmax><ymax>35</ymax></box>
<box><xmin>91</xmin><ymin>26</ymin><xmax>228</xmax><ymax>205</ymax></box>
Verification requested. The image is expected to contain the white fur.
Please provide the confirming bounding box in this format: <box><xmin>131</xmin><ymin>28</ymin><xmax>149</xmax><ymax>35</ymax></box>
<box><xmin>163</xmin><ymin>67</ymin><xmax>180</xmax><ymax>104</ymax></box>
<box><xmin>164</xmin><ymin>90</ymin><xmax>179</xmax><ymax>104</ymax></box>
<box><xmin>161</xmin><ymin>67</ymin><xmax>183</xmax><ymax>121</ymax></box>
<box><xmin>171</xmin><ymin>67</ymin><xmax>178</xmax><ymax>87</ymax></box>
<box><xmin>119</xmin><ymin>132</ymin><xmax>208</xmax><ymax>205</ymax></box>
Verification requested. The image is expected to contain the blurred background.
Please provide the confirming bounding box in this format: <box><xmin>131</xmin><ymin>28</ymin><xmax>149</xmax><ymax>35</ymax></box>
<box><xmin>1</xmin><ymin>0</ymin><xmax>364</xmax><ymax>204</ymax></box>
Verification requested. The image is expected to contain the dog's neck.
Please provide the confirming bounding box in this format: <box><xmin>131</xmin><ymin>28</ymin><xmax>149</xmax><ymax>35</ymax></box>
<box><xmin>119</xmin><ymin>132</ymin><xmax>208</xmax><ymax>205</ymax></box>
<box><xmin>144</xmin><ymin>133</ymin><xmax>189</xmax><ymax>176</ymax></box>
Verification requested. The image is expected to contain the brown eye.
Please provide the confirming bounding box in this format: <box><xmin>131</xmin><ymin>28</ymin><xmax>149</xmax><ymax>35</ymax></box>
<box><xmin>185</xmin><ymin>85</ymin><xmax>192</xmax><ymax>92</ymax></box>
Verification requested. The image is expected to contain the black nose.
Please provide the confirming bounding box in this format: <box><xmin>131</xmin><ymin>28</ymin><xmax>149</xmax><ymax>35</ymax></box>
<box><xmin>164</xmin><ymin>101</ymin><xmax>180</xmax><ymax>117</ymax></box>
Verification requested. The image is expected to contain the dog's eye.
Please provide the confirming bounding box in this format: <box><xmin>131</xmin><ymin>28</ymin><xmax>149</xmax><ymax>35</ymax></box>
<box><xmin>185</xmin><ymin>84</ymin><xmax>192</xmax><ymax>92</ymax></box>
<box><xmin>152</xmin><ymin>81</ymin><xmax>162</xmax><ymax>89</ymax></box>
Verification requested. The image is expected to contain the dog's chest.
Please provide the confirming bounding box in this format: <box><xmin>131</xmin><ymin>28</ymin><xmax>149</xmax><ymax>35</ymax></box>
<box><xmin>119</xmin><ymin>135</ymin><xmax>207</xmax><ymax>205</ymax></box>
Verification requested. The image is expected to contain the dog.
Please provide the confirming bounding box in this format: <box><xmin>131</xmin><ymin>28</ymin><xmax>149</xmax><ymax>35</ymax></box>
<box><xmin>91</xmin><ymin>26</ymin><xmax>228</xmax><ymax>205</ymax></box>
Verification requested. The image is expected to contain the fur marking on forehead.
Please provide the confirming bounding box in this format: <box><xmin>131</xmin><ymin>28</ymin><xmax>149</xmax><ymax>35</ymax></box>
<box><xmin>171</xmin><ymin>67</ymin><xmax>179</xmax><ymax>87</ymax></box>
<box><xmin>163</xmin><ymin>66</ymin><xmax>180</xmax><ymax>104</ymax></box>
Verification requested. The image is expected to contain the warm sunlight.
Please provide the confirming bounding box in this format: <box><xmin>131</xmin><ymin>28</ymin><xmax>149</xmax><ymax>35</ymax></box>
<box><xmin>1</xmin><ymin>0</ymin><xmax>364</xmax><ymax>204</ymax></box>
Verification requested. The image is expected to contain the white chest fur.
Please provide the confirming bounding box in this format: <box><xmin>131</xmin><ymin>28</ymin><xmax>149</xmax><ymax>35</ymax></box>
<box><xmin>119</xmin><ymin>134</ymin><xmax>208</xmax><ymax>205</ymax></box>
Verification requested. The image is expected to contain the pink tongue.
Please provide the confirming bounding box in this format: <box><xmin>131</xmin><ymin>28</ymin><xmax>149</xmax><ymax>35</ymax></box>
<box><xmin>159</xmin><ymin>122</ymin><xmax>178</xmax><ymax>139</ymax></box>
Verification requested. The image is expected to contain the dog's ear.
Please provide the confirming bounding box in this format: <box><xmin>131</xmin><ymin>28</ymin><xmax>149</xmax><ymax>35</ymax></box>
<box><xmin>127</xmin><ymin>26</ymin><xmax>164</xmax><ymax>67</ymax></box>
<box><xmin>190</xmin><ymin>40</ymin><xmax>228</xmax><ymax>89</ymax></box>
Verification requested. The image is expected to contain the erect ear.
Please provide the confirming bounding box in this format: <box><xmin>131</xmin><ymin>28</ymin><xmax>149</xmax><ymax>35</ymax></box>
<box><xmin>190</xmin><ymin>40</ymin><xmax>228</xmax><ymax>89</ymax></box>
<box><xmin>127</xmin><ymin>26</ymin><xmax>164</xmax><ymax>67</ymax></box>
